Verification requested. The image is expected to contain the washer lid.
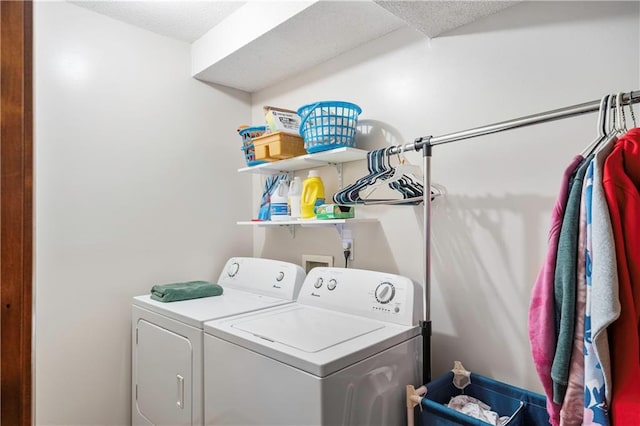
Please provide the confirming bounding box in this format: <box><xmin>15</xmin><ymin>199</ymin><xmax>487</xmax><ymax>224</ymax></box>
<box><xmin>205</xmin><ymin>303</ymin><xmax>419</xmax><ymax>377</ymax></box>
<box><xmin>233</xmin><ymin>306</ymin><xmax>383</xmax><ymax>352</ymax></box>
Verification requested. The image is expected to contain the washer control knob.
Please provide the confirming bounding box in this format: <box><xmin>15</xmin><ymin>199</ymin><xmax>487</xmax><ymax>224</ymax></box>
<box><xmin>314</xmin><ymin>277</ymin><xmax>324</xmax><ymax>289</ymax></box>
<box><xmin>228</xmin><ymin>262</ymin><xmax>240</xmax><ymax>277</ymax></box>
<box><xmin>327</xmin><ymin>279</ymin><xmax>337</xmax><ymax>291</ymax></box>
<box><xmin>375</xmin><ymin>282</ymin><xmax>395</xmax><ymax>304</ymax></box>
<box><xmin>276</xmin><ymin>271</ymin><xmax>285</xmax><ymax>282</ymax></box>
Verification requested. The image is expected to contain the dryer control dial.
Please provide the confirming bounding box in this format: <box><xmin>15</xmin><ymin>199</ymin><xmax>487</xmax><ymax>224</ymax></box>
<box><xmin>276</xmin><ymin>271</ymin><xmax>285</xmax><ymax>282</ymax></box>
<box><xmin>327</xmin><ymin>279</ymin><xmax>337</xmax><ymax>291</ymax></box>
<box><xmin>314</xmin><ymin>277</ymin><xmax>324</xmax><ymax>289</ymax></box>
<box><xmin>375</xmin><ymin>282</ymin><xmax>395</xmax><ymax>304</ymax></box>
<box><xmin>228</xmin><ymin>262</ymin><xmax>240</xmax><ymax>277</ymax></box>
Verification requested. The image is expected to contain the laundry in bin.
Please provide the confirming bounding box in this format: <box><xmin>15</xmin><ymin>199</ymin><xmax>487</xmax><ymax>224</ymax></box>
<box><xmin>417</xmin><ymin>362</ymin><xmax>548</xmax><ymax>426</ymax></box>
<box><xmin>446</xmin><ymin>395</ymin><xmax>510</xmax><ymax>425</ymax></box>
<box><xmin>150</xmin><ymin>281</ymin><xmax>223</xmax><ymax>303</ymax></box>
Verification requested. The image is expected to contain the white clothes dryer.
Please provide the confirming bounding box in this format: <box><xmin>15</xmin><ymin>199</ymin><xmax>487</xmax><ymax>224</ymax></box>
<box><xmin>131</xmin><ymin>257</ymin><xmax>305</xmax><ymax>426</ymax></box>
<box><xmin>203</xmin><ymin>267</ymin><xmax>423</xmax><ymax>426</ymax></box>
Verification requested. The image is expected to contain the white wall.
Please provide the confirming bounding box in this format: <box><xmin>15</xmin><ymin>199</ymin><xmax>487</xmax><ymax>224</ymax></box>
<box><xmin>34</xmin><ymin>2</ymin><xmax>252</xmax><ymax>425</ymax></box>
<box><xmin>252</xmin><ymin>1</ymin><xmax>640</xmax><ymax>392</ymax></box>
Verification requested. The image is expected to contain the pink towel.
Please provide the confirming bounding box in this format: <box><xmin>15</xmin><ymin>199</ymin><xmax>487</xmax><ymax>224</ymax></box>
<box><xmin>528</xmin><ymin>155</ymin><xmax>583</xmax><ymax>426</ymax></box>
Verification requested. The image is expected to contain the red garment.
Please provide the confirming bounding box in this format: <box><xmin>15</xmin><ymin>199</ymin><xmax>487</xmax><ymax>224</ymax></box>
<box><xmin>602</xmin><ymin>127</ymin><xmax>640</xmax><ymax>426</ymax></box>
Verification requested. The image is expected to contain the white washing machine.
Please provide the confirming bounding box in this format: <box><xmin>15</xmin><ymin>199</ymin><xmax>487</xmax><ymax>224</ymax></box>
<box><xmin>131</xmin><ymin>257</ymin><xmax>305</xmax><ymax>426</ymax></box>
<box><xmin>203</xmin><ymin>267</ymin><xmax>423</xmax><ymax>426</ymax></box>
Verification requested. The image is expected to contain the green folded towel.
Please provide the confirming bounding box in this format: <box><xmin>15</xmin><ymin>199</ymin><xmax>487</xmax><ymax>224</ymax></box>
<box><xmin>150</xmin><ymin>281</ymin><xmax>224</xmax><ymax>303</ymax></box>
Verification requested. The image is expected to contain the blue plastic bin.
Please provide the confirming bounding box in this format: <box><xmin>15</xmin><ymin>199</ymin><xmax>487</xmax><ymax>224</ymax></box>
<box><xmin>420</xmin><ymin>372</ymin><xmax>548</xmax><ymax>426</ymax></box>
<box><xmin>297</xmin><ymin>101</ymin><xmax>361</xmax><ymax>153</ymax></box>
<box><xmin>238</xmin><ymin>125</ymin><xmax>268</xmax><ymax>167</ymax></box>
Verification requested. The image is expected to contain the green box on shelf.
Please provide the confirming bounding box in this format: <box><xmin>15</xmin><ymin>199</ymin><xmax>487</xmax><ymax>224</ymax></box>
<box><xmin>315</xmin><ymin>204</ymin><xmax>354</xmax><ymax>220</ymax></box>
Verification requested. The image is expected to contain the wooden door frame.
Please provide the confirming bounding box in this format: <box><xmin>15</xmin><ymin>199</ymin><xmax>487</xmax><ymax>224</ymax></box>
<box><xmin>0</xmin><ymin>1</ymin><xmax>33</xmax><ymax>425</ymax></box>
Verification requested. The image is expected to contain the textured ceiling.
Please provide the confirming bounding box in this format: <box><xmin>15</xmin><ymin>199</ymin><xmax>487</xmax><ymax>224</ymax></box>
<box><xmin>375</xmin><ymin>1</ymin><xmax>518</xmax><ymax>38</ymax></box>
<box><xmin>69</xmin><ymin>1</ymin><xmax>245</xmax><ymax>43</ymax></box>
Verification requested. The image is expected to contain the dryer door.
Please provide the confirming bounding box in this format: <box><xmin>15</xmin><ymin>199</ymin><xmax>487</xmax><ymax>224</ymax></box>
<box><xmin>135</xmin><ymin>319</ymin><xmax>192</xmax><ymax>426</ymax></box>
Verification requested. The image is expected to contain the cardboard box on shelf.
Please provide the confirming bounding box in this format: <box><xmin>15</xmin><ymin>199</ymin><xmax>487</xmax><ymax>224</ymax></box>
<box><xmin>264</xmin><ymin>106</ymin><xmax>301</xmax><ymax>135</ymax></box>
<box><xmin>315</xmin><ymin>204</ymin><xmax>355</xmax><ymax>220</ymax></box>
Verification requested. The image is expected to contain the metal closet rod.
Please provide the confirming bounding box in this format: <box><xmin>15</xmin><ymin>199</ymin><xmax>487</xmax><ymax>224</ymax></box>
<box><xmin>389</xmin><ymin>90</ymin><xmax>640</xmax><ymax>155</ymax></box>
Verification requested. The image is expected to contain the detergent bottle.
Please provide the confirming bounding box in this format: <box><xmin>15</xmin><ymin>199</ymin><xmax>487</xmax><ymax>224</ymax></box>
<box><xmin>270</xmin><ymin>179</ymin><xmax>290</xmax><ymax>221</ymax></box>
<box><xmin>301</xmin><ymin>170</ymin><xmax>325</xmax><ymax>219</ymax></box>
<box><xmin>288</xmin><ymin>177</ymin><xmax>302</xmax><ymax>219</ymax></box>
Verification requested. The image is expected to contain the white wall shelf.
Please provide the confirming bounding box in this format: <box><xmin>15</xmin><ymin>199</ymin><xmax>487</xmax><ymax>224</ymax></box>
<box><xmin>237</xmin><ymin>218</ymin><xmax>376</xmax><ymax>227</ymax></box>
<box><xmin>237</xmin><ymin>218</ymin><xmax>377</xmax><ymax>244</ymax></box>
<box><xmin>237</xmin><ymin>147</ymin><xmax>368</xmax><ymax>175</ymax></box>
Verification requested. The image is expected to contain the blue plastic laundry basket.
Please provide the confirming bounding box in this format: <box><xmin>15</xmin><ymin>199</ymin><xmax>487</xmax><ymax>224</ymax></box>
<box><xmin>297</xmin><ymin>101</ymin><xmax>362</xmax><ymax>153</ymax></box>
<box><xmin>238</xmin><ymin>126</ymin><xmax>268</xmax><ymax>167</ymax></box>
<box><xmin>420</xmin><ymin>372</ymin><xmax>548</xmax><ymax>426</ymax></box>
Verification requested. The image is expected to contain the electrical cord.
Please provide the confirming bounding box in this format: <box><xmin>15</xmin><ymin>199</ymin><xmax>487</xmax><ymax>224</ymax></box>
<box><xmin>342</xmin><ymin>240</ymin><xmax>351</xmax><ymax>268</ymax></box>
<box><xmin>343</xmin><ymin>249</ymin><xmax>350</xmax><ymax>268</ymax></box>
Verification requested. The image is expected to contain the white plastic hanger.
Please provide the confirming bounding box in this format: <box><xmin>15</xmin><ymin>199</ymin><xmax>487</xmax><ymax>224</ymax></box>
<box><xmin>581</xmin><ymin>94</ymin><xmax>609</xmax><ymax>157</ymax></box>
<box><xmin>616</xmin><ymin>91</ymin><xmax>628</xmax><ymax>133</ymax></box>
<box><xmin>587</xmin><ymin>93</ymin><xmax>624</xmax><ymax>157</ymax></box>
